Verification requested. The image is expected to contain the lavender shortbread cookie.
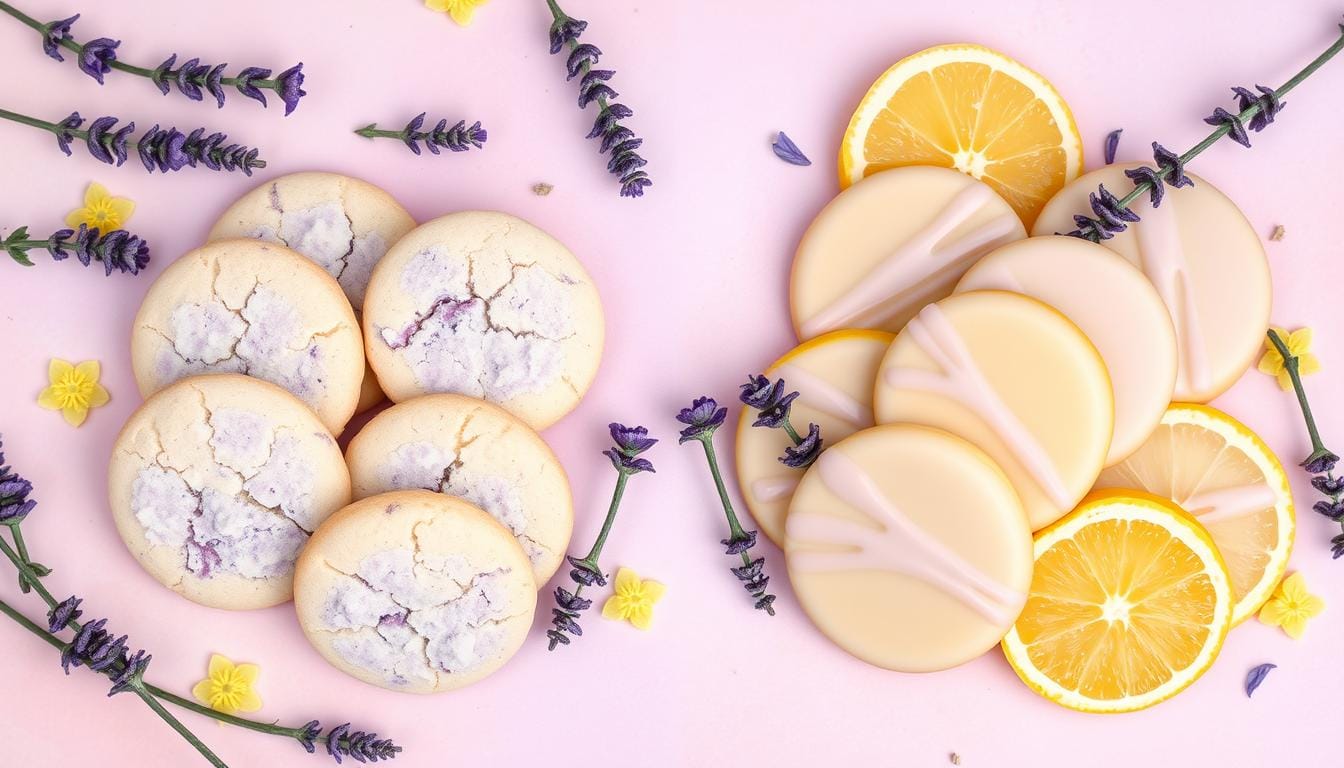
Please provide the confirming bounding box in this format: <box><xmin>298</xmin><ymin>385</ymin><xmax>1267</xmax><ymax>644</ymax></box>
<box><xmin>294</xmin><ymin>490</ymin><xmax>536</xmax><ymax>693</ymax></box>
<box><xmin>345</xmin><ymin>394</ymin><xmax>573</xmax><ymax>585</ymax></box>
<box><xmin>108</xmin><ymin>375</ymin><xmax>351</xmax><ymax>610</ymax></box>
<box><xmin>130</xmin><ymin>239</ymin><xmax>365</xmax><ymax>434</ymax></box>
<box><xmin>362</xmin><ymin>211</ymin><xmax>604</xmax><ymax>430</ymax></box>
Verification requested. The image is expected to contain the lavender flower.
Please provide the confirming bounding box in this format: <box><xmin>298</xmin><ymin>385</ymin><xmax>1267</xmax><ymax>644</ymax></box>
<box><xmin>77</xmin><ymin>37</ymin><xmax>117</xmax><ymax>83</ymax></box>
<box><xmin>546</xmin><ymin>0</ymin><xmax>652</xmax><ymax>198</ymax></box>
<box><xmin>678</xmin><ymin>396</ymin><xmax>778</xmax><ymax>615</ymax></box>
<box><xmin>47</xmin><ymin>596</ymin><xmax>82</xmax><ymax>632</ymax></box>
<box><xmin>276</xmin><ymin>64</ymin><xmax>307</xmax><ymax>116</ymax></box>
<box><xmin>56</xmin><ymin>612</ymin><xmax>153</xmax><ymax>698</ymax></box>
<box><xmin>603</xmin><ymin>423</ymin><xmax>657</xmax><ymax>474</ymax></box>
<box><xmin>4</xmin><ymin>224</ymin><xmax>151</xmax><ymax>276</ymax></box>
<box><xmin>781</xmin><ymin>423</ymin><xmax>823</xmax><ymax>468</ymax></box>
<box><xmin>355</xmin><ymin>113</ymin><xmax>487</xmax><ymax>156</ymax></box>
<box><xmin>740</xmin><ymin>373</ymin><xmax>824</xmax><ymax>471</ymax></box>
<box><xmin>41</xmin><ymin>13</ymin><xmax>77</xmax><ymax>61</ymax></box>
<box><xmin>325</xmin><ymin>723</ymin><xmax>402</xmax><ymax>764</ymax></box>
<box><xmin>0</xmin><ymin>436</ymin><xmax>35</xmax><ymax>524</ymax></box>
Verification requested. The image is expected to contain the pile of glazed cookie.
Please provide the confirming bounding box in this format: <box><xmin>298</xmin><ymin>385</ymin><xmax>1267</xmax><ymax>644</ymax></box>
<box><xmin>108</xmin><ymin>173</ymin><xmax>602</xmax><ymax>693</ymax></box>
<box><xmin>739</xmin><ymin>45</ymin><xmax>1294</xmax><ymax>713</ymax></box>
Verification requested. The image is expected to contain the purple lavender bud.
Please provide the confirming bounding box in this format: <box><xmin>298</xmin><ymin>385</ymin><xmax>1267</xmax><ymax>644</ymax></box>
<box><xmin>297</xmin><ymin>721</ymin><xmax>321</xmax><ymax>754</ymax></box>
<box><xmin>78</xmin><ymin>38</ymin><xmax>119</xmax><ymax>84</ymax></box>
<box><xmin>1151</xmin><ymin>143</ymin><xmax>1194</xmax><ymax>189</ymax></box>
<box><xmin>599</xmin><ymin>125</ymin><xmax>635</xmax><ymax>153</ymax></box>
<box><xmin>1234</xmin><ymin>84</ymin><xmax>1283</xmax><ymax>132</ymax></box>
<box><xmin>753</xmin><ymin>390</ymin><xmax>799</xmax><ymax>429</ymax></box>
<box><xmin>173</xmin><ymin>57</ymin><xmax>204</xmax><ymax>100</ymax></box>
<box><xmin>565</xmin><ymin>43</ymin><xmax>602</xmax><ymax>79</ymax></box>
<box><xmin>607</xmin><ymin>148</ymin><xmax>647</xmax><ymax>177</ymax></box>
<box><xmin>772</xmin><ymin>131</ymin><xmax>812</xmax><ymax>166</ymax></box>
<box><xmin>677</xmin><ymin>396</ymin><xmax>727</xmax><ymax>443</ymax></box>
<box><xmin>234</xmin><ymin>66</ymin><xmax>272</xmax><ymax>107</ymax></box>
<box><xmin>781</xmin><ymin>423</ymin><xmax>823</xmax><ymax>468</ymax></box>
<box><xmin>71</xmin><ymin>224</ymin><xmax>97</xmax><ymax>267</ymax></box>
<box><xmin>566</xmin><ymin>555</ymin><xmax>606</xmax><ymax>587</ymax></box>
<box><xmin>1303</xmin><ymin>450</ymin><xmax>1340</xmax><ymax>475</ymax></box>
<box><xmin>205</xmin><ymin>63</ymin><xmax>228</xmax><ymax>108</ymax></box>
<box><xmin>548</xmin><ymin>16</ymin><xmax>588</xmax><ymax>54</ymax></box>
<box><xmin>54</xmin><ymin>111</ymin><xmax>82</xmax><ymax>157</ymax></box>
<box><xmin>586</xmin><ymin>103</ymin><xmax>633</xmax><ymax>138</ymax></box>
<box><xmin>1103</xmin><ymin>128</ymin><xmax>1122</xmax><ymax>164</ymax></box>
<box><xmin>275</xmin><ymin>63</ymin><xmax>306</xmax><ymax>116</ymax></box>
<box><xmin>722</xmin><ymin>530</ymin><xmax>758</xmax><ymax>555</ymax></box>
<box><xmin>578</xmin><ymin>82</ymin><xmax>618</xmax><ymax>108</ymax></box>
<box><xmin>150</xmin><ymin>54</ymin><xmax>176</xmax><ymax>95</ymax></box>
<box><xmin>46</xmin><ymin>228</ymin><xmax>73</xmax><ymax>261</ymax></box>
<box><xmin>604</xmin><ymin>449</ymin><xmax>656</xmax><ymax>474</ymax></box>
<box><xmin>578</xmin><ymin>69</ymin><xmax>615</xmax><ymax>92</ymax></box>
<box><xmin>553</xmin><ymin>586</ymin><xmax>592</xmax><ymax>611</ymax></box>
<box><xmin>326</xmin><ymin>723</ymin><xmax>351</xmax><ymax>764</ymax></box>
<box><xmin>739</xmin><ymin>375</ymin><xmax>777</xmax><ymax>410</ymax></box>
<box><xmin>47</xmin><ymin>597</ymin><xmax>83</xmax><ymax>632</ymax></box>
<box><xmin>109</xmin><ymin>121</ymin><xmax>135</xmax><ymax>167</ymax></box>
<box><xmin>1205</xmin><ymin>106</ymin><xmax>1251</xmax><ymax>147</ymax></box>
<box><xmin>1314</xmin><ymin>499</ymin><xmax>1344</xmax><ymax>520</ymax></box>
<box><xmin>1312</xmin><ymin>475</ymin><xmax>1344</xmax><ymax>495</ymax></box>
<box><xmin>107</xmin><ymin>650</ymin><xmax>150</xmax><ymax>696</ymax></box>
<box><xmin>1332</xmin><ymin>533</ymin><xmax>1344</xmax><ymax>560</ymax></box>
<box><xmin>41</xmin><ymin>15</ymin><xmax>79</xmax><ymax>62</ymax></box>
<box><xmin>550</xmin><ymin>608</ymin><xmax>582</xmax><ymax>634</ymax></box>
<box><xmin>84</xmin><ymin>116</ymin><xmax>121</xmax><ymax>165</ymax></box>
<box><xmin>619</xmin><ymin>170</ymin><xmax>651</xmax><ymax>198</ymax></box>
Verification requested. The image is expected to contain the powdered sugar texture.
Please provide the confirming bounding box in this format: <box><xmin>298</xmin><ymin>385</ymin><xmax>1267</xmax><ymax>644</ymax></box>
<box><xmin>156</xmin><ymin>285</ymin><xmax>328</xmax><ymax>409</ymax></box>
<box><xmin>264</xmin><ymin>201</ymin><xmax>388</xmax><ymax>308</ymax></box>
<box><xmin>320</xmin><ymin>546</ymin><xmax>517</xmax><ymax>686</ymax></box>
<box><xmin>377</xmin><ymin>246</ymin><xmax>576</xmax><ymax>402</ymax></box>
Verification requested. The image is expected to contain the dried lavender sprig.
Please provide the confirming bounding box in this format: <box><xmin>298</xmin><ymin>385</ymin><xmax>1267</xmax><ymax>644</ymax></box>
<box><xmin>547</xmin><ymin>423</ymin><xmax>656</xmax><ymax>650</ymax></box>
<box><xmin>1068</xmin><ymin>22</ymin><xmax>1344</xmax><ymax>241</ymax></box>
<box><xmin>739</xmin><ymin>374</ymin><xmax>824</xmax><ymax>468</ymax></box>
<box><xmin>0</xmin><ymin>440</ymin><xmax>402</xmax><ymax>763</ymax></box>
<box><xmin>0</xmin><ymin>107</ymin><xmax>267</xmax><ymax>175</ymax></box>
<box><xmin>355</xmin><ymin>113</ymin><xmax>487</xmax><ymax>155</ymax></box>
<box><xmin>3</xmin><ymin>224</ymin><xmax>150</xmax><ymax>276</ymax></box>
<box><xmin>1266</xmin><ymin>329</ymin><xmax>1344</xmax><ymax>558</ymax></box>
<box><xmin>545</xmin><ymin>0</ymin><xmax>651</xmax><ymax>198</ymax></box>
<box><xmin>0</xmin><ymin>2</ymin><xmax>305</xmax><ymax>114</ymax></box>
<box><xmin>677</xmin><ymin>397</ymin><xmax>777</xmax><ymax>615</ymax></box>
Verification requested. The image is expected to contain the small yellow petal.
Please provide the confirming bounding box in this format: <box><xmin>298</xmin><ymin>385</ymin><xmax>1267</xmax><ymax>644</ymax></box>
<box><xmin>640</xmin><ymin>580</ymin><xmax>667</xmax><ymax>604</ymax></box>
<box><xmin>1289</xmin><ymin>327</ymin><xmax>1314</xmax><ymax>349</ymax></box>
<box><xmin>1257</xmin><ymin>352</ymin><xmax>1284</xmax><ymax>377</ymax></box>
<box><xmin>629</xmin><ymin>605</ymin><xmax>654</xmax><ymax>630</ymax></box>
<box><xmin>1280</xmin><ymin>572</ymin><xmax>1308</xmax><ymax>601</ymax></box>
<box><xmin>1259</xmin><ymin>600</ymin><xmax>1287</xmax><ymax>627</ymax></box>
<box><xmin>232</xmin><ymin>663</ymin><xmax>261</xmax><ymax>685</ymax></box>
<box><xmin>1281</xmin><ymin>615</ymin><xmax>1308</xmax><ymax>640</ymax></box>
<box><xmin>1277</xmin><ymin>370</ymin><xmax>1293</xmax><ymax>391</ymax></box>
<box><xmin>208</xmin><ymin>654</ymin><xmax>234</xmax><ymax>678</ymax></box>
<box><xmin>65</xmin><ymin>208</ymin><xmax>91</xmax><ymax>229</ymax></box>
<box><xmin>48</xmin><ymin>358</ymin><xmax>74</xmax><ymax>382</ymax></box>
<box><xmin>449</xmin><ymin>5</ymin><xmax>476</xmax><ymax>24</ymax></box>
<box><xmin>87</xmin><ymin>384</ymin><xmax>110</xmax><ymax>408</ymax></box>
<box><xmin>37</xmin><ymin>386</ymin><xmax>63</xmax><ymax>411</ymax></box>
<box><xmin>107</xmin><ymin>197</ymin><xmax>135</xmax><ymax>227</ymax></box>
<box><xmin>1299</xmin><ymin>354</ymin><xmax>1322</xmax><ymax>377</ymax></box>
<box><xmin>424</xmin><ymin>0</ymin><xmax>451</xmax><ymax>9</ymax></box>
<box><xmin>74</xmin><ymin>360</ymin><xmax>100</xmax><ymax>381</ymax></box>
<box><xmin>614</xmin><ymin>567</ymin><xmax>641</xmax><ymax>594</ymax></box>
<box><xmin>1300</xmin><ymin>593</ymin><xmax>1326</xmax><ymax>618</ymax></box>
<box><xmin>235</xmin><ymin>689</ymin><xmax>263</xmax><ymax>712</ymax></box>
<box><xmin>601</xmin><ymin>595</ymin><xmax>626</xmax><ymax>620</ymax></box>
<box><xmin>85</xmin><ymin>182</ymin><xmax>109</xmax><ymax>207</ymax></box>
<box><xmin>62</xmin><ymin>406</ymin><xmax>88</xmax><ymax>427</ymax></box>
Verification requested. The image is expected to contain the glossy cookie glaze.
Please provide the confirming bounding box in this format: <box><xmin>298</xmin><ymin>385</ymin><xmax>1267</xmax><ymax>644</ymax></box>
<box><xmin>957</xmin><ymin>236</ymin><xmax>1177</xmax><ymax>465</ymax></box>
<box><xmin>345</xmin><ymin>394</ymin><xmax>573</xmax><ymax>585</ymax></box>
<box><xmin>874</xmin><ymin>291</ymin><xmax>1113</xmax><ymax>530</ymax></box>
<box><xmin>790</xmin><ymin>166</ymin><xmax>1025</xmax><ymax>340</ymax></box>
<box><xmin>1032</xmin><ymin>165</ymin><xmax>1271</xmax><ymax>402</ymax></box>
<box><xmin>130</xmin><ymin>239</ymin><xmax>365</xmax><ymax>434</ymax></box>
<box><xmin>362</xmin><ymin>212</ymin><xmax>604</xmax><ymax>430</ymax></box>
<box><xmin>786</xmin><ymin>425</ymin><xmax>1032</xmax><ymax>672</ymax></box>
<box><xmin>734</xmin><ymin>329</ymin><xmax>892</xmax><ymax>546</ymax></box>
<box><xmin>108</xmin><ymin>375</ymin><xmax>351</xmax><ymax>609</ymax></box>
<box><xmin>294</xmin><ymin>490</ymin><xmax>537</xmax><ymax>694</ymax></box>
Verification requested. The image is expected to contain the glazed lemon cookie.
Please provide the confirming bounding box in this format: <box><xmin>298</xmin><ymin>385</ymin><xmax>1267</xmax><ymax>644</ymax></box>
<box><xmin>956</xmin><ymin>236</ymin><xmax>1177</xmax><ymax>465</ymax></box>
<box><xmin>1032</xmin><ymin>165</ymin><xmax>1271</xmax><ymax>402</ymax></box>
<box><xmin>873</xmin><ymin>291</ymin><xmax>1113</xmax><ymax>530</ymax></box>
<box><xmin>790</xmin><ymin>166</ymin><xmax>1025</xmax><ymax>340</ymax></box>
<box><xmin>786</xmin><ymin>425</ymin><xmax>1033</xmax><ymax>672</ymax></box>
<box><xmin>130</xmin><ymin>239</ymin><xmax>364</xmax><ymax>434</ymax></box>
<box><xmin>209</xmin><ymin>172</ymin><xmax>417</xmax><ymax>414</ymax></box>
<box><xmin>735</xmin><ymin>329</ymin><xmax>892</xmax><ymax>546</ymax></box>
<box><xmin>345</xmin><ymin>394</ymin><xmax>573</xmax><ymax>584</ymax></box>
<box><xmin>362</xmin><ymin>212</ymin><xmax>604</xmax><ymax>430</ymax></box>
<box><xmin>107</xmin><ymin>375</ymin><xmax>351</xmax><ymax>610</ymax></box>
<box><xmin>294</xmin><ymin>490</ymin><xmax>537</xmax><ymax>694</ymax></box>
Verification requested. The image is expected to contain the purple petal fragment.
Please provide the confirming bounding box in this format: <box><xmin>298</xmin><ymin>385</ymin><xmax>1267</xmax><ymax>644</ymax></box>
<box><xmin>1245</xmin><ymin>663</ymin><xmax>1276</xmax><ymax>698</ymax></box>
<box><xmin>772</xmin><ymin>131</ymin><xmax>811</xmax><ymax>166</ymax></box>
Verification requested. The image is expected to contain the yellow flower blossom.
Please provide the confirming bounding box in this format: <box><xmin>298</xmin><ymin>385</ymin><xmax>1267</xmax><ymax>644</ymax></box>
<box><xmin>601</xmin><ymin>567</ymin><xmax>665</xmax><ymax>630</ymax></box>
<box><xmin>37</xmin><ymin>359</ymin><xmax>109</xmax><ymax>427</ymax></box>
<box><xmin>1258</xmin><ymin>572</ymin><xmax>1324</xmax><ymax>639</ymax></box>
<box><xmin>1259</xmin><ymin>327</ymin><xmax>1320</xmax><ymax>391</ymax></box>
<box><xmin>65</xmin><ymin>182</ymin><xmax>135</xmax><ymax>232</ymax></box>
<box><xmin>425</xmin><ymin>0</ymin><xmax>489</xmax><ymax>26</ymax></box>
<box><xmin>192</xmin><ymin>654</ymin><xmax>262</xmax><ymax>716</ymax></box>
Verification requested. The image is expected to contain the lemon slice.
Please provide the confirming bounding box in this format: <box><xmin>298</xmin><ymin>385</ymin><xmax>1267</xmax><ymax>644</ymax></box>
<box><xmin>1094</xmin><ymin>404</ymin><xmax>1294</xmax><ymax>625</ymax></box>
<box><xmin>1002</xmin><ymin>491</ymin><xmax>1233</xmax><ymax>713</ymax></box>
<box><xmin>838</xmin><ymin>44</ymin><xmax>1083</xmax><ymax>227</ymax></box>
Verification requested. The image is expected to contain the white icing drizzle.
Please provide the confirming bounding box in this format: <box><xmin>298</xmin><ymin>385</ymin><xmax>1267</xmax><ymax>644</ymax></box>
<box><xmin>774</xmin><ymin>363</ymin><xmax>872</xmax><ymax>428</ymax></box>
<box><xmin>1135</xmin><ymin>197</ymin><xmax>1211</xmax><ymax>394</ymax></box>
<box><xmin>1181</xmin><ymin>483</ymin><xmax>1278</xmax><ymax>525</ymax></box>
<box><xmin>789</xmin><ymin>449</ymin><xmax>1024</xmax><ymax>626</ymax></box>
<box><xmin>884</xmin><ymin>303</ymin><xmax>1072</xmax><ymax>510</ymax></box>
<box><xmin>751</xmin><ymin>475</ymin><xmax>799</xmax><ymax>504</ymax></box>
<box><xmin>801</xmin><ymin>183</ymin><xmax>1021</xmax><ymax>337</ymax></box>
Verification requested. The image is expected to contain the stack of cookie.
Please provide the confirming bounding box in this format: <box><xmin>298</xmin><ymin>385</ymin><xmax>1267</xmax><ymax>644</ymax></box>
<box><xmin>108</xmin><ymin>173</ymin><xmax>604</xmax><ymax>693</ymax></box>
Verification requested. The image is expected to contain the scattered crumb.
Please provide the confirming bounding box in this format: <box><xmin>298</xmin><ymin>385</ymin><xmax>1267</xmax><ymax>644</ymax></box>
<box><xmin>950</xmin><ymin>754</ymin><xmax>961</xmax><ymax>765</ymax></box>
<box><xmin>532</xmin><ymin>183</ymin><xmax>554</xmax><ymax>197</ymax></box>
<box><xmin>1270</xmin><ymin>224</ymin><xmax>1285</xmax><ymax>241</ymax></box>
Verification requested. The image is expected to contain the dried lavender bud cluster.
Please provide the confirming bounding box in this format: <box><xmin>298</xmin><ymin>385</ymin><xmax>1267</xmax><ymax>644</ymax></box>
<box><xmin>48</xmin><ymin>596</ymin><xmax>153</xmax><ymax>697</ymax></box>
<box><xmin>740</xmin><ymin>374</ymin><xmax>824</xmax><ymax>469</ymax></box>
<box><xmin>354</xmin><ymin>113</ymin><xmax>487</xmax><ymax>156</ymax></box>
<box><xmin>2</xmin><ymin>224</ymin><xmax>150</xmax><ymax>276</ymax></box>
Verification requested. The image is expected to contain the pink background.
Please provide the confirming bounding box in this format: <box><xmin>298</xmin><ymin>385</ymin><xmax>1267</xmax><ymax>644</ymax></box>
<box><xmin>2</xmin><ymin>0</ymin><xmax>1342</xmax><ymax>765</ymax></box>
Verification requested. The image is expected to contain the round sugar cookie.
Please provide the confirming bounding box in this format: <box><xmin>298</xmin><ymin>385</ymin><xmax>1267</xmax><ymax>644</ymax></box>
<box><xmin>108</xmin><ymin>375</ymin><xmax>351</xmax><ymax>610</ymax></box>
<box><xmin>873</xmin><ymin>291</ymin><xmax>1113</xmax><ymax>530</ymax></box>
<box><xmin>362</xmin><ymin>211</ymin><xmax>604</xmax><ymax>430</ymax></box>
<box><xmin>956</xmin><ymin>236</ymin><xmax>1177</xmax><ymax>465</ymax></box>
<box><xmin>786</xmin><ymin>425</ymin><xmax>1033</xmax><ymax>672</ymax></box>
<box><xmin>1032</xmin><ymin>165</ymin><xmax>1271</xmax><ymax>402</ymax></box>
<box><xmin>131</xmin><ymin>239</ymin><xmax>365</xmax><ymax>434</ymax></box>
<box><xmin>790</xmin><ymin>166</ymin><xmax>1026</xmax><ymax>341</ymax></box>
<box><xmin>345</xmin><ymin>394</ymin><xmax>573</xmax><ymax>585</ymax></box>
<box><xmin>293</xmin><ymin>490</ymin><xmax>537</xmax><ymax>693</ymax></box>
<box><xmin>735</xmin><ymin>329</ymin><xmax>893</xmax><ymax>546</ymax></box>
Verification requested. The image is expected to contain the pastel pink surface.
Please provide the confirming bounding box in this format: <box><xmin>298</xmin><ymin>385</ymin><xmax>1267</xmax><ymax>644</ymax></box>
<box><xmin>1</xmin><ymin>0</ymin><xmax>1341</xmax><ymax>765</ymax></box>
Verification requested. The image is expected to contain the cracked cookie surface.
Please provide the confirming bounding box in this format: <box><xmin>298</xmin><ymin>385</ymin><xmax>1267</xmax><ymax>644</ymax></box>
<box><xmin>362</xmin><ymin>211</ymin><xmax>604</xmax><ymax>430</ymax></box>
<box><xmin>108</xmin><ymin>375</ymin><xmax>352</xmax><ymax>610</ymax></box>
<box><xmin>294</xmin><ymin>490</ymin><xmax>536</xmax><ymax>693</ymax></box>
<box><xmin>345</xmin><ymin>394</ymin><xmax>573</xmax><ymax>585</ymax></box>
<box><xmin>131</xmin><ymin>238</ymin><xmax>365</xmax><ymax>434</ymax></box>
